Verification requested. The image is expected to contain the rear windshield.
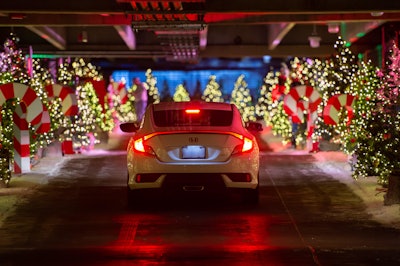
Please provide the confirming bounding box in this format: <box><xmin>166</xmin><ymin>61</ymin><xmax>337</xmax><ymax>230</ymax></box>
<box><xmin>153</xmin><ymin>109</ymin><xmax>233</xmax><ymax>127</ymax></box>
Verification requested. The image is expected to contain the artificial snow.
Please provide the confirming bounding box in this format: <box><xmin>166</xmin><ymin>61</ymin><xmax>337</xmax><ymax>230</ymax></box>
<box><xmin>312</xmin><ymin>151</ymin><xmax>400</xmax><ymax>229</ymax></box>
<box><xmin>1</xmin><ymin>133</ymin><xmax>399</xmax><ymax>230</ymax></box>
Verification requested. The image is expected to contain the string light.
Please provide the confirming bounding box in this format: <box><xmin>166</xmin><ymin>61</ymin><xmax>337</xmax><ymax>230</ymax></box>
<box><xmin>202</xmin><ymin>75</ymin><xmax>223</xmax><ymax>103</ymax></box>
<box><xmin>230</xmin><ymin>74</ymin><xmax>256</xmax><ymax>123</ymax></box>
<box><xmin>0</xmin><ymin>32</ymin><xmax>398</xmax><ymax>189</ymax></box>
<box><xmin>173</xmin><ymin>84</ymin><xmax>191</xmax><ymax>102</ymax></box>
<box><xmin>145</xmin><ymin>69</ymin><xmax>160</xmax><ymax>105</ymax></box>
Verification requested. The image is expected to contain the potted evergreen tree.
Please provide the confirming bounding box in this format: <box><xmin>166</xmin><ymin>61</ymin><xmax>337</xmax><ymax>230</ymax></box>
<box><xmin>355</xmin><ymin>40</ymin><xmax>400</xmax><ymax>205</ymax></box>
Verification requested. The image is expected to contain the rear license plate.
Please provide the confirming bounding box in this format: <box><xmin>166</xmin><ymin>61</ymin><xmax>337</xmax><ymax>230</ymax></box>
<box><xmin>181</xmin><ymin>145</ymin><xmax>206</xmax><ymax>159</ymax></box>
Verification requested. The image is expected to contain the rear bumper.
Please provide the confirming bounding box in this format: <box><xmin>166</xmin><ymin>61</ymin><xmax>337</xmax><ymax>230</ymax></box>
<box><xmin>127</xmin><ymin>154</ymin><xmax>259</xmax><ymax>191</ymax></box>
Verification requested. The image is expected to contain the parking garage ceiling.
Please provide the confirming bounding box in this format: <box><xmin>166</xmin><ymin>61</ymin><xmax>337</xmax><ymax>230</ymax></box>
<box><xmin>1</xmin><ymin>0</ymin><xmax>400</xmax><ymax>69</ymax></box>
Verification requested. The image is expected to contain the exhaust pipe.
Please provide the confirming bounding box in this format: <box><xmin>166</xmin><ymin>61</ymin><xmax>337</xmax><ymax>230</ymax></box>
<box><xmin>183</xmin><ymin>185</ymin><xmax>205</xmax><ymax>192</ymax></box>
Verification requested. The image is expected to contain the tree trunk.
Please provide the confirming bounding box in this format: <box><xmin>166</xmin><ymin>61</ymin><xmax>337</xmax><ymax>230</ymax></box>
<box><xmin>384</xmin><ymin>169</ymin><xmax>400</xmax><ymax>206</ymax></box>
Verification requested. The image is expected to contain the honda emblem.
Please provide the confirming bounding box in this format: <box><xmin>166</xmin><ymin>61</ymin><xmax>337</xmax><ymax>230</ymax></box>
<box><xmin>189</xmin><ymin>137</ymin><xmax>198</xmax><ymax>143</ymax></box>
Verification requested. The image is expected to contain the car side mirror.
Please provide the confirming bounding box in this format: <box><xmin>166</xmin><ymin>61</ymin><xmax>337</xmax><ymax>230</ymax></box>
<box><xmin>119</xmin><ymin>122</ymin><xmax>139</xmax><ymax>133</ymax></box>
<box><xmin>246</xmin><ymin>121</ymin><xmax>263</xmax><ymax>132</ymax></box>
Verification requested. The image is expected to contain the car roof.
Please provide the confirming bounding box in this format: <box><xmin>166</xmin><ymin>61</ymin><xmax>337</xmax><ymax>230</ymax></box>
<box><xmin>151</xmin><ymin>101</ymin><xmax>233</xmax><ymax>111</ymax></box>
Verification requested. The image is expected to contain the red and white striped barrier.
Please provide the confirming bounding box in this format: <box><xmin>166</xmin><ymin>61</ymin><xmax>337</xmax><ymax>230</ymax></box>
<box><xmin>0</xmin><ymin>83</ymin><xmax>44</xmax><ymax>124</ymax></box>
<box><xmin>283</xmin><ymin>85</ymin><xmax>322</xmax><ymax>124</ymax></box>
<box><xmin>45</xmin><ymin>84</ymin><xmax>78</xmax><ymax>155</ymax></box>
<box><xmin>0</xmin><ymin>82</ymin><xmax>50</xmax><ymax>173</ymax></box>
<box><xmin>114</xmin><ymin>82</ymin><xmax>128</xmax><ymax>104</ymax></box>
<box><xmin>283</xmin><ymin>85</ymin><xmax>322</xmax><ymax>148</ymax></box>
<box><xmin>271</xmin><ymin>84</ymin><xmax>286</xmax><ymax>101</ymax></box>
<box><xmin>32</xmin><ymin>106</ymin><xmax>51</xmax><ymax>134</ymax></box>
<box><xmin>45</xmin><ymin>84</ymin><xmax>78</xmax><ymax>116</ymax></box>
<box><xmin>12</xmin><ymin>104</ymin><xmax>31</xmax><ymax>173</ymax></box>
<box><xmin>323</xmin><ymin>94</ymin><xmax>356</xmax><ymax>125</ymax></box>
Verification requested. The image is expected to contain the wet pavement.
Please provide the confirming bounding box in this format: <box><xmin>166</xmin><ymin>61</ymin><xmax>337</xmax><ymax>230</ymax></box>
<box><xmin>0</xmin><ymin>144</ymin><xmax>400</xmax><ymax>265</ymax></box>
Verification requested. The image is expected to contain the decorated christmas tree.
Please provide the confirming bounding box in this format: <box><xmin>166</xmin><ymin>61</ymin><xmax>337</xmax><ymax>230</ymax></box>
<box><xmin>73</xmin><ymin>58</ymin><xmax>100</xmax><ymax>79</ymax></box>
<box><xmin>0</xmin><ymin>33</ymin><xmax>29</xmax><ymax>84</ymax></box>
<box><xmin>55</xmin><ymin>58</ymin><xmax>80</xmax><ymax>145</ymax></box>
<box><xmin>108</xmin><ymin>79</ymin><xmax>134</xmax><ymax>123</ymax></box>
<box><xmin>57</xmin><ymin>60</ymin><xmax>75</xmax><ymax>87</ymax></box>
<box><xmin>230</xmin><ymin>75</ymin><xmax>256</xmax><ymax>122</ymax></box>
<box><xmin>73</xmin><ymin>82</ymin><xmax>102</xmax><ymax>149</ymax></box>
<box><xmin>314</xmin><ymin>36</ymin><xmax>358</xmax><ymax>144</ymax></box>
<box><xmin>305</xmin><ymin>58</ymin><xmax>330</xmax><ymax>144</ymax></box>
<box><xmin>202</xmin><ymin>75</ymin><xmax>223</xmax><ymax>102</ymax></box>
<box><xmin>330</xmin><ymin>36</ymin><xmax>358</xmax><ymax>94</ymax></box>
<box><xmin>29</xmin><ymin>59</ymin><xmax>58</xmax><ymax>157</ymax></box>
<box><xmin>255</xmin><ymin>69</ymin><xmax>276</xmax><ymax>120</ymax></box>
<box><xmin>0</xmin><ymin>102</ymin><xmax>13</xmax><ymax>185</ymax></box>
<box><xmin>56</xmin><ymin>58</ymin><xmax>113</xmax><ymax>149</ymax></box>
<box><xmin>73</xmin><ymin>58</ymin><xmax>114</xmax><ymax>133</ymax></box>
<box><xmin>258</xmin><ymin>66</ymin><xmax>291</xmax><ymax>140</ymax></box>
<box><xmin>0</xmin><ymin>33</ymin><xmax>31</xmax><ymax>183</ymax></box>
<box><xmin>145</xmin><ymin>69</ymin><xmax>160</xmax><ymax>105</ymax></box>
<box><xmin>287</xmin><ymin>57</ymin><xmax>334</xmax><ymax>150</ymax></box>
<box><xmin>354</xmin><ymin>41</ymin><xmax>400</xmax><ymax>205</ymax></box>
<box><xmin>343</xmin><ymin>60</ymin><xmax>381</xmax><ymax>160</ymax></box>
<box><xmin>173</xmin><ymin>84</ymin><xmax>190</xmax><ymax>102</ymax></box>
<box><xmin>290</xmin><ymin>57</ymin><xmax>309</xmax><ymax>85</ymax></box>
<box><xmin>349</xmin><ymin>40</ymin><xmax>400</xmax><ymax>205</ymax></box>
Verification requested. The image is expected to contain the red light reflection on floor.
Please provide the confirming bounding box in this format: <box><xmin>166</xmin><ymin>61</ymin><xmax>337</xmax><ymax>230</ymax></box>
<box><xmin>104</xmin><ymin>212</ymin><xmax>282</xmax><ymax>258</ymax></box>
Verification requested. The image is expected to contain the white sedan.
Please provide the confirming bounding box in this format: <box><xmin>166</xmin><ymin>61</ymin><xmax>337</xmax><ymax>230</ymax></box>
<box><xmin>120</xmin><ymin>101</ymin><xmax>261</xmax><ymax>205</ymax></box>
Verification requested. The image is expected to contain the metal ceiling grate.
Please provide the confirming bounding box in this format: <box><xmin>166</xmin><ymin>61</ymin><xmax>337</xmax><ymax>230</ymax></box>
<box><xmin>124</xmin><ymin>1</ymin><xmax>206</xmax><ymax>61</ymax></box>
<box><xmin>128</xmin><ymin>1</ymin><xmax>205</xmax><ymax>31</ymax></box>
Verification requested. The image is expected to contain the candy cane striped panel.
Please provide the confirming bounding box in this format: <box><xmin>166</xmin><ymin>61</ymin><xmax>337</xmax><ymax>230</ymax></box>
<box><xmin>45</xmin><ymin>84</ymin><xmax>78</xmax><ymax>116</ymax></box>
<box><xmin>283</xmin><ymin>85</ymin><xmax>321</xmax><ymax>124</ymax></box>
<box><xmin>13</xmin><ymin>105</ymin><xmax>31</xmax><ymax>173</ymax></box>
<box><xmin>323</xmin><ymin>94</ymin><xmax>356</xmax><ymax>125</ymax></box>
<box><xmin>0</xmin><ymin>83</ymin><xmax>49</xmax><ymax>173</ymax></box>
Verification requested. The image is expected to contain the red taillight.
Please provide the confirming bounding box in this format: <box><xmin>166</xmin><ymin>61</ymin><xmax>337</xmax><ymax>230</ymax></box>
<box><xmin>133</xmin><ymin>138</ymin><xmax>145</xmax><ymax>152</ymax></box>
<box><xmin>228</xmin><ymin>173</ymin><xmax>252</xmax><ymax>182</ymax></box>
<box><xmin>132</xmin><ymin>136</ymin><xmax>155</xmax><ymax>155</ymax></box>
<box><xmin>232</xmin><ymin>135</ymin><xmax>254</xmax><ymax>155</ymax></box>
<box><xmin>242</xmin><ymin>137</ymin><xmax>253</xmax><ymax>152</ymax></box>
<box><xmin>185</xmin><ymin>109</ymin><xmax>200</xmax><ymax>114</ymax></box>
<box><xmin>131</xmin><ymin>131</ymin><xmax>254</xmax><ymax>156</ymax></box>
<box><xmin>135</xmin><ymin>174</ymin><xmax>160</xmax><ymax>183</ymax></box>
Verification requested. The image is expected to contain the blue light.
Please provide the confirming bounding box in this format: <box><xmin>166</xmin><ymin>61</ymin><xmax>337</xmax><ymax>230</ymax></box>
<box><xmin>263</xmin><ymin>56</ymin><xmax>272</xmax><ymax>63</ymax></box>
<box><xmin>112</xmin><ymin>69</ymin><xmax>264</xmax><ymax>98</ymax></box>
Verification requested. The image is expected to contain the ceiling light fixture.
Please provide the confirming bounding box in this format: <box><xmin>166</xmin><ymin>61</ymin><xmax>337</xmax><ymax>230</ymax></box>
<box><xmin>327</xmin><ymin>23</ymin><xmax>340</xmax><ymax>34</ymax></box>
<box><xmin>131</xmin><ymin>21</ymin><xmax>206</xmax><ymax>31</ymax></box>
<box><xmin>371</xmin><ymin>11</ymin><xmax>384</xmax><ymax>17</ymax></box>
<box><xmin>308</xmin><ymin>24</ymin><xmax>321</xmax><ymax>48</ymax></box>
<box><xmin>78</xmin><ymin>30</ymin><xmax>88</xmax><ymax>43</ymax></box>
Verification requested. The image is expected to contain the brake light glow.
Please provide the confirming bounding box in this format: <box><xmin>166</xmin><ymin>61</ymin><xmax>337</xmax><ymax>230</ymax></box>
<box><xmin>133</xmin><ymin>138</ymin><xmax>145</xmax><ymax>153</ymax></box>
<box><xmin>185</xmin><ymin>109</ymin><xmax>200</xmax><ymax>114</ymax></box>
<box><xmin>131</xmin><ymin>131</ymin><xmax>254</xmax><ymax>155</ymax></box>
<box><xmin>242</xmin><ymin>137</ymin><xmax>253</xmax><ymax>152</ymax></box>
<box><xmin>231</xmin><ymin>135</ymin><xmax>254</xmax><ymax>155</ymax></box>
<box><xmin>131</xmin><ymin>136</ymin><xmax>156</xmax><ymax>156</ymax></box>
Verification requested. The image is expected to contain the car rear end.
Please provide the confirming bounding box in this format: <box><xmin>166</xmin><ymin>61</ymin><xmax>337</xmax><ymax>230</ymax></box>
<box><xmin>126</xmin><ymin>102</ymin><xmax>259</xmax><ymax>203</ymax></box>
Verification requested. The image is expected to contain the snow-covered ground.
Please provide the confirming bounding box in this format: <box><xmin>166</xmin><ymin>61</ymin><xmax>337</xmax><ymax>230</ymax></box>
<box><xmin>312</xmin><ymin>151</ymin><xmax>400</xmax><ymax>229</ymax></box>
<box><xmin>1</xmin><ymin>131</ymin><xmax>399</xmax><ymax>230</ymax></box>
<box><xmin>0</xmin><ymin>153</ymin><xmax>71</xmax><ymax>228</ymax></box>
